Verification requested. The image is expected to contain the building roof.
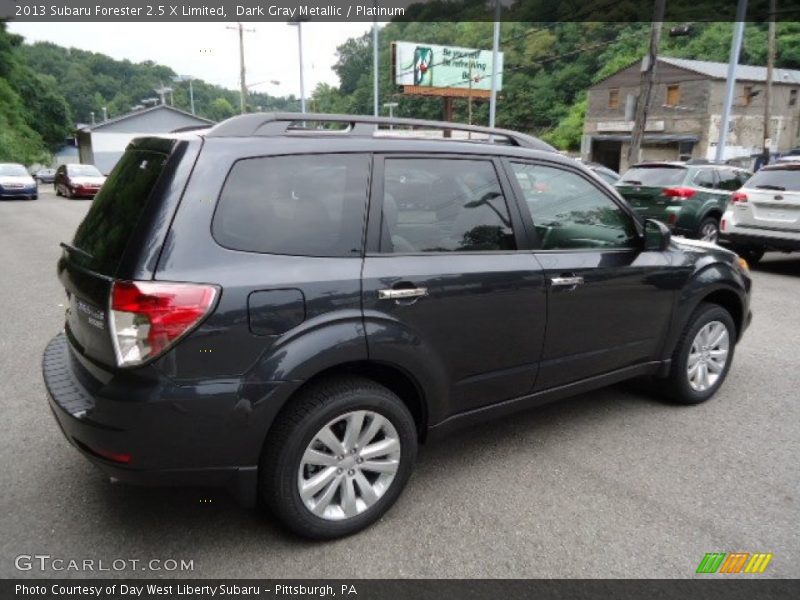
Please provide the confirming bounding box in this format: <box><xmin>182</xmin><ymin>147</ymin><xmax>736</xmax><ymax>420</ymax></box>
<box><xmin>658</xmin><ymin>57</ymin><xmax>800</xmax><ymax>85</ymax></box>
<box><xmin>78</xmin><ymin>104</ymin><xmax>214</xmax><ymax>132</ymax></box>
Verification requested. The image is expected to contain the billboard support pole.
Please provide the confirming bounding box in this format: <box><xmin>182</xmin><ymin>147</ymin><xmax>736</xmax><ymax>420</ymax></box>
<box><xmin>489</xmin><ymin>1</ymin><xmax>501</xmax><ymax>128</ymax></box>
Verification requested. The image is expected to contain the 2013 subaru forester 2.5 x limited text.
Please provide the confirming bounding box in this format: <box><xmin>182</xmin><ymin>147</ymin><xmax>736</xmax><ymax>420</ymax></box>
<box><xmin>43</xmin><ymin>114</ymin><xmax>752</xmax><ymax>539</ymax></box>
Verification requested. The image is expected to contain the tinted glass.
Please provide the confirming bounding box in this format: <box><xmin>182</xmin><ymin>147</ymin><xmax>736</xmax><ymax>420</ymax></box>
<box><xmin>745</xmin><ymin>167</ymin><xmax>800</xmax><ymax>192</ymax></box>
<box><xmin>716</xmin><ymin>169</ymin><xmax>742</xmax><ymax>191</ymax></box>
<box><xmin>72</xmin><ymin>148</ymin><xmax>168</xmax><ymax>275</ymax></box>
<box><xmin>213</xmin><ymin>154</ymin><xmax>370</xmax><ymax>257</ymax></box>
<box><xmin>619</xmin><ymin>166</ymin><xmax>686</xmax><ymax>186</ymax></box>
<box><xmin>380</xmin><ymin>158</ymin><xmax>515</xmax><ymax>253</ymax></box>
<box><xmin>692</xmin><ymin>169</ymin><xmax>716</xmax><ymax>188</ymax></box>
<box><xmin>512</xmin><ymin>162</ymin><xmax>637</xmax><ymax>250</ymax></box>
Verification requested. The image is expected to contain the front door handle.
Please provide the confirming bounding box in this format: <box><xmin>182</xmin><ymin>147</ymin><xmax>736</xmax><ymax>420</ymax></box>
<box><xmin>550</xmin><ymin>276</ymin><xmax>584</xmax><ymax>288</ymax></box>
<box><xmin>377</xmin><ymin>287</ymin><xmax>428</xmax><ymax>300</ymax></box>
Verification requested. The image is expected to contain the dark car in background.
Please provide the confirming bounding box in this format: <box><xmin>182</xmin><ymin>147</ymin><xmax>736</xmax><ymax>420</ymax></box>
<box><xmin>615</xmin><ymin>162</ymin><xmax>751</xmax><ymax>242</ymax></box>
<box><xmin>0</xmin><ymin>163</ymin><xmax>38</xmax><ymax>200</ymax></box>
<box><xmin>34</xmin><ymin>168</ymin><xmax>56</xmax><ymax>184</ymax></box>
<box><xmin>54</xmin><ymin>163</ymin><xmax>106</xmax><ymax>198</ymax></box>
<box><xmin>43</xmin><ymin>114</ymin><xmax>752</xmax><ymax>540</ymax></box>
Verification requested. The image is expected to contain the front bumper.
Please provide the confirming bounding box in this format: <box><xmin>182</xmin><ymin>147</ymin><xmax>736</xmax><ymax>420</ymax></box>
<box><xmin>0</xmin><ymin>187</ymin><xmax>36</xmax><ymax>198</ymax></box>
<box><xmin>41</xmin><ymin>333</ymin><xmax>297</xmax><ymax>506</ymax></box>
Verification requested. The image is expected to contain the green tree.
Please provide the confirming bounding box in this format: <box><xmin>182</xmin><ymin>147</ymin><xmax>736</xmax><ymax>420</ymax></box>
<box><xmin>207</xmin><ymin>97</ymin><xmax>236</xmax><ymax>122</ymax></box>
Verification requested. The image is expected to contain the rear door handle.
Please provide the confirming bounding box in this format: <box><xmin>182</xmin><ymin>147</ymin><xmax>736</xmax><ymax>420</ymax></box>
<box><xmin>377</xmin><ymin>287</ymin><xmax>428</xmax><ymax>300</ymax></box>
<box><xmin>550</xmin><ymin>276</ymin><xmax>584</xmax><ymax>288</ymax></box>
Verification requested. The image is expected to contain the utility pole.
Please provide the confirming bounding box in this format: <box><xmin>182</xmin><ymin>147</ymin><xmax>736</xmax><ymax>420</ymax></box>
<box><xmin>488</xmin><ymin>0</ymin><xmax>501</xmax><ymax>129</ymax></box>
<box><xmin>763</xmin><ymin>0</ymin><xmax>777</xmax><ymax>165</ymax></box>
<box><xmin>715</xmin><ymin>0</ymin><xmax>748</xmax><ymax>162</ymax></box>
<box><xmin>227</xmin><ymin>22</ymin><xmax>254</xmax><ymax>114</ymax></box>
<box><xmin>627</xmin><ymin>0</ymin><xmax>666</xmax><ymax>167</ymax></box>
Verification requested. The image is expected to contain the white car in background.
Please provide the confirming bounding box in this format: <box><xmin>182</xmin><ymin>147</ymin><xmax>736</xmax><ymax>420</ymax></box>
<box><xmin>720</xmin><ymin>162</ymin><xmax>800</xmax><ymax>264</ymax></box>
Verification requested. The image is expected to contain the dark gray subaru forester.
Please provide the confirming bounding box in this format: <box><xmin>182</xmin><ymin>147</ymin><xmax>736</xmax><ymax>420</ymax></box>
<box><xmin>43</xmin><ymin>114</ymin><xmax>752</xmax><ymax>539</ymax></box>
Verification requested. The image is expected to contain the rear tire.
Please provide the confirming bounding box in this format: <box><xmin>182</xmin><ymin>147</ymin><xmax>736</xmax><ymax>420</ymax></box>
<box><xmin>697</xmin><ymin>217</ymin><xmax>720</xmax><ymax>243</ymax></box>
<box><xmin>663</xmin><ymin>303</ymin><xmax>736</xmax><ymax>405</ymax></box>
<box><xmin>259</xmin><ymin>377</ymin><xmax>417</xmax><ymax>539</ymax></box>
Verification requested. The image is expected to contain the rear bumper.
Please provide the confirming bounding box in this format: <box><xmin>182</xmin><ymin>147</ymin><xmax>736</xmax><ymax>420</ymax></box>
<box><xmin>719</xmin><ymin>230</ymin><xmax>800</xmax><ymax>252</ymax></box>
<box><xmin>41</xmin><ymin>333</ymin><xmax>296</xmax><ymax>506</ymax></box>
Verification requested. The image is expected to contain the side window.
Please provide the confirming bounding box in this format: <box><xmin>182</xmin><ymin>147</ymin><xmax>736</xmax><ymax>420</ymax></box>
<box><xmin>510</xmin><ymin>162</ymin><xmax>637</xmax><ymax>250</ymax></box>
<box><xmin>716</xmin><ymin>169</ymin><xmax>741</xmax><ymax>191</ymax></box>
<box><xmin>380</xmin><ymin>158</ymin><xmax>515</xmax><ymax>253</ymax></box>
<box><xmin>692</xmin><ymin>169</ymin><xmax>716</xmax><ymax>189</ymax></box>
<box><xmin>212</xmin><ymin>154</ymin><xmax>370</xmax><ymax>257</ymax></box>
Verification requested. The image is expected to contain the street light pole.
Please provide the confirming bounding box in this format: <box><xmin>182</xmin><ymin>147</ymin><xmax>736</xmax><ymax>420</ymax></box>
<box><xmin>488</xmin><ymin>0</ymin><xmax>501</xmax><ymax>129</ymax></box>
<box><xmin>715</xmin><ymin>0</ymin><xmax>748</xmax><ymax>162</ymax></box>
<box><xmin>289</xmin><ymin>21</ymin><xmax>306</xmax><ymax>113</ymax></box>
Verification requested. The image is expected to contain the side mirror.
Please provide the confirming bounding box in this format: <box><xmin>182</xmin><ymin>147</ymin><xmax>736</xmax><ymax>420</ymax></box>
<box><xmin>643</xmin><ymin>219</ymin><xmax>671</xmax><ymax>252</ymax></box>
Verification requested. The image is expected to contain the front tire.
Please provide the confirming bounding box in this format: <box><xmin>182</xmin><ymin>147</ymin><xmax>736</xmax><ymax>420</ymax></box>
<box><xmin>259</xmin><ymin>377</ymin><xmax>417</xmax><ymax>539</ymax></box>
<box><xmin>664</xmin><ymin>303</ymin><xmax>736</xmax><ymax>404</ymax></box>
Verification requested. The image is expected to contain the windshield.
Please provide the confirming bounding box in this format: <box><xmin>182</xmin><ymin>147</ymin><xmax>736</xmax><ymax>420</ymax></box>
<box><xmin>68</xmin><ymin>165</ymin><xmax>103</xmax><ymax>177</ymax></box>
<box><xmin>619</xmin><ymin>166</ymin><xmax>687</xmax><ymax>186</ymax></box>
<box><xmin>745</xmin><ymin>167</ymin><xmax>800</xmax><ymax>192</ymax></box>
<box><xmin>0</xmin><ymin>164</ymin><xmax>30</xmax><ymax>177</ymax></box>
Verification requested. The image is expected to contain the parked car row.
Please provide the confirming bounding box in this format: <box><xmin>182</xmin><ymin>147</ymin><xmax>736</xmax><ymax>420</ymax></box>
<box><xmin>0</xmin><ymin>163</ymin><xmax>106</xmax><ymax>201</ymax></box>
<box><xmin>610</xmin><ymin>159</ymin><xmax>799</xmax><ymax>263</ymax></box>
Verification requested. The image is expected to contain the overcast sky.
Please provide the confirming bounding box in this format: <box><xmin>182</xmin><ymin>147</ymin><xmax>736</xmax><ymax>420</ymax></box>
<box><xmin>7</xmin><ymin>22</ymin><xmax>374</xmax><ymax>97</ymax></box>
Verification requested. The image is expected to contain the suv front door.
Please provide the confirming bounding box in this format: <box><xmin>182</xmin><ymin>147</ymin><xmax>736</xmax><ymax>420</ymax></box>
<box><xmin>505</xmin><ymin>160</ymin><xmax>677</xmax><ymax>391</ymax></box>
<box><xmin>362</xmin><ymin>155</ymin><xmax>547</xmax><ymax>423</ymax></box>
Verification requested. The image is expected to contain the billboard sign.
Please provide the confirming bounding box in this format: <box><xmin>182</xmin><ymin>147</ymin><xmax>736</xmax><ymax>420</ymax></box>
<box><xmin>393</xmin><ymin>41</ymin><xmax>503</xmax><ymax>92</ymax></box>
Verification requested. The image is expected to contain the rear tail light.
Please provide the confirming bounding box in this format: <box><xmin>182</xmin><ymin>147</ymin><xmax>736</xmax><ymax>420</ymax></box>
<box><xmin>110</xmin><ymin>281</ymin><xmax>219</xmax><ymax>367</ymax></box>
<box><xmin>662</xmin><ymin>187</ymin><xmax>696</xmax><ymax>199</ymax></box>
<box><xmin>731</xmin><ymin>191</ymin><xmax>748</xmax><ymax>203</ymax></box>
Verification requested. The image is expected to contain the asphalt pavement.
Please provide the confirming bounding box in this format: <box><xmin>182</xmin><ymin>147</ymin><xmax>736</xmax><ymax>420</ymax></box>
<box><xmin>1</xmin><ymin>189</ymin><xmax>798</xmax><ymax>578</ymax></box>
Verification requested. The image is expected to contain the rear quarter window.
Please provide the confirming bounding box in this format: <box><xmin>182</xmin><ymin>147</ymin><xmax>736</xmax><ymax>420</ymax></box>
<box><xmin>212</xmin><ymin>154</ymin><xmax>370</xmax><ymax>257</ymax></box>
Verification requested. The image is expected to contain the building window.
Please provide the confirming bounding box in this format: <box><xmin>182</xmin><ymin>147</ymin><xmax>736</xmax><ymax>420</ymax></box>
<box><xmin>666</xmin><ymin>85</ymin><xmax>681</xmax><ymax>107</ymax></box>
<box><xmin>608</xmin><ymin>89</ymin><xmax>620</xmax><ymax>109</ymax></box>
<box><xmin>790</xmin><ymin>89</ymin><xmax>798</xmax><ymax>107</ymax></box>
<box><xmin>742</xmin><ymin>85</ymin><xmax>754</xmax><ymax>106</ymax></box>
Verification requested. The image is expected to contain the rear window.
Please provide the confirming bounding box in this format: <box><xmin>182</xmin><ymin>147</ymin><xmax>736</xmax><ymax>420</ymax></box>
<box><xmin>71</xmin><ymin>148</ymin><xmax>169</xmax><ymax>275</ymax></box>
<box><xmin>619</xmin><ymin>166</ymin><xmax>687</xmax><ymax>186</ymax></box>
<box><xmin>745</xmin><ymin>167</ymin><xmax>800</xmax><ymax>192</ymax></box>
<box><xmin>212</xmin><ymin>154</ymin><xmax>370</xmax><ymax>257</ymax></box>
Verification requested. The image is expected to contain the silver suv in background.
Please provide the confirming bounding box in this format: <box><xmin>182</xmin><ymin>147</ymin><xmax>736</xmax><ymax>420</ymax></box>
<box><xmin>720</xmin><ymin>163</ymin><xmax>800</xmax><ymax>264</ymax></box>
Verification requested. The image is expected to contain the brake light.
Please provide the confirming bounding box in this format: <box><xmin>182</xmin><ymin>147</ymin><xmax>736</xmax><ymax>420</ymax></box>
<box><xmin>662</xmin><ymin>187</ymin><xmax>696</xmax><ymax>199</ymax></box>
<box><xmin>110</xmin><ymin>281</ymin><xmax>219</xmax><ymax>367</ymax></box>
<box><xmin>731</xmin><ymin>191</ymin><xmax>748</xmax><ymax>203</ymax></box>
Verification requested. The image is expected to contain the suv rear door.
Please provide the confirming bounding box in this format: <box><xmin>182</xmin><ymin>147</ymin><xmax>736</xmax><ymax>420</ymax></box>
<box><xmin>734</xmin><ymin>165</ymin><xmax>800</xmax><ymax>232</ymax></box>
<box><xmin>361</xmin><ymin>155</ymin><xmax>547</xmax><ymax>422</ymax></box>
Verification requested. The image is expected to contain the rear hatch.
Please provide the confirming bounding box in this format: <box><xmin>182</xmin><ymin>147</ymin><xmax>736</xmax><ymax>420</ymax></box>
<box><xmin>59</xmin><ymin>139</ymin><xmax>175</xmax><ymax>369</ymax></box>
<box><xmin>615</xmin><ymin>165</ymin><xmax>689</xmax><ymax>221</ymax></box>
<box><xmin>733</xmin><ymin>166</ymin><xmax>800</xmax><ymax>232</ymax></box>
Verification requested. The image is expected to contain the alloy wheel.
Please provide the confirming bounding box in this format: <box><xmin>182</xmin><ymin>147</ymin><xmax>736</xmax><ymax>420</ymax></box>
<box><xmin>687</xmin><ymin>320</ymin><xmax>730</xmax><ymax>392</ymax></box>
<box><xmin>298</xmin><ymin>410</ymin><xmax>401</xmax><ymax>521</ymax></box>
<box><xmin>700</xmin><ymin>222</ymin><xmax>719</xmax><ymax>243</ymax></box>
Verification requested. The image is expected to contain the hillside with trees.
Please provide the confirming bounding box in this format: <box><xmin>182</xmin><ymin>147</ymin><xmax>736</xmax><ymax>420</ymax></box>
<box><xmin>313</xmin><ymin>20</ymin><xmax>800</xmax><ymax>151</ymax></box>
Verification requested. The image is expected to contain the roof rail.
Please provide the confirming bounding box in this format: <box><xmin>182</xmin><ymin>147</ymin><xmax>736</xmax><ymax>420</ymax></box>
<box><xmin>205</xmin><ymin>112</ymin><xmax>555</xmax><ymax>152</ymax></box>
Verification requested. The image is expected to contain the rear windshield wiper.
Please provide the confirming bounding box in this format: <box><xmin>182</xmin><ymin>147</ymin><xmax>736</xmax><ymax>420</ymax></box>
<box><xmin>754</xmin><ymin>184</ymin><xmax>786</xmax><ymax>191</ymax></box>
<box><xmin>621</xmin><ymin>180</ymin><xmax>642</xmax><ymax>185</ymax></box>
<box><xmin>60</xmin><ymin>242</ymin><xmax>93</xmax><ymax>260</ymax></box>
